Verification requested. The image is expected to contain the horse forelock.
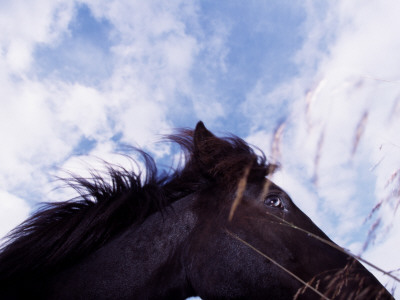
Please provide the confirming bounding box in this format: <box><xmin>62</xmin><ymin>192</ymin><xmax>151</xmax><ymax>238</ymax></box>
<box><xmin>0</xmin><ymin>125</ymin><xmax>275</xmax><ymax>288</ymax></box>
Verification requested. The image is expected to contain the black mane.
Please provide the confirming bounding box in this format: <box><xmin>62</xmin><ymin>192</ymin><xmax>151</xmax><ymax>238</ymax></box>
<box><xmin>0</xmin><ymin>122</ymin><xmax>274</xmax><ymax>286</ymax></box>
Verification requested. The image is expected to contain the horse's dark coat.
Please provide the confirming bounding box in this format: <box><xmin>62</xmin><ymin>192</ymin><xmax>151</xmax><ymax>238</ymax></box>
<box><xmin>0</xmin><ymin>122</ymin><xmax>393</xmax><ymax>299</ymax></box>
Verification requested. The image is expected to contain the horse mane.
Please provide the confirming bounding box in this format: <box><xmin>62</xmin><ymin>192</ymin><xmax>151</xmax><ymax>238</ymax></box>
<box><xmin>0</xmin><ymin>122</ymin><xmax>275</xmax><ymax>287</ymax></box>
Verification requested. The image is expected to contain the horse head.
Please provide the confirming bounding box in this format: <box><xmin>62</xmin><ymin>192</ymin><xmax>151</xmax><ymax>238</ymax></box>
<box><xmin>183</xmin><ymin>122</ymin><xmax>392</xmax><ymax>299</ymax></box>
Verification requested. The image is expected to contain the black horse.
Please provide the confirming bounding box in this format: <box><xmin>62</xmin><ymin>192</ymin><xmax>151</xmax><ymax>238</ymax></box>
<box><xmin>0</xmin><ymin>122</ymin><xmax>393</xmax><ymax>299</ymax></box>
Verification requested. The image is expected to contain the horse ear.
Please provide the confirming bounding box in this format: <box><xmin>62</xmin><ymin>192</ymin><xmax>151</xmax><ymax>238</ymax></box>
<box><xmin>193</xmin><ymin>121</ymin><xmax>220</xmax><ymax>174</ymax></box>
<box><xmin>193</xmin><ymin>121</ymin><xmax>229</xmax><ymax>177</ymax></box>
<box><xmin>194</xmin><ymin>121</ymin><xmax>215</xmax><ymax>146</ymax></box>
<box><xmin>193</xmin><ymin>121</ymin><xmax>254</xmax><ymax>185</ymax></box>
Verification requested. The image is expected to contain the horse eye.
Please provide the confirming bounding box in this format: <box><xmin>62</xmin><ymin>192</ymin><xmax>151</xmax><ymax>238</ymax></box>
<box><xmin>264</xmin><ymin>195</ymin><xmax>283</xmax><ymax>209</ymax></box>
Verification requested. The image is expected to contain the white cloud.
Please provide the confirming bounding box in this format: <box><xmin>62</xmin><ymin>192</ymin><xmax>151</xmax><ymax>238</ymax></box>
<box><xmin>0</xmin><ymin>191</ymin><xmax>31</xmax><ymax>240</ymax></box>
<box><xmin>0</xmin><ymin>0</ymin><xmax>74</xmax><ymax>73</ymax></box>
<box><xmin>0</xmin><ymin>0</ymin><xmax>205</xmax><ymax>239</ymax></box>
<box><xmin>86</xmin><ymin>0</ymin><xmax>199</xmax><ymax>86</ymax></box>
<box><xmin>52</xmin><ymin>83</ymin><xmax>111</xmax><ymax>140</ymax></box>
<box><xmin>0</xmin><ymin>1</ymin><xmax>78</xmax><ymax>196</ymax></box>
<box><xmin>0</xmin><ymin>78</ymin><xmax>70</xmax><ymax>190</ymax></box>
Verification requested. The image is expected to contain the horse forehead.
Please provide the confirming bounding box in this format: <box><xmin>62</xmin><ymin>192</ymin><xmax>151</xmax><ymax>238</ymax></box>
<box><xmin>253</xmin><ymin>179</ymin><xmax>284</xmax><ymax>194</ymax></box>
<box><xmin>266</xmin><ymin>181</ymin><xmax>284</xmax><ymax>192</ymax></box>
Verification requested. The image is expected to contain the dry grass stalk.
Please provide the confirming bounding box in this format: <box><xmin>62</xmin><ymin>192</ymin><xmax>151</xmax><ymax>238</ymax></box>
<box><xmin>370</xmin><ymin>157</ymin><xmax>384</xmax><ymax>172</ymax></box>
<box><xmin>305</xmin><ymin>79</ymin><xmax>325</xmax><ymax>132</ymax></box>
<box><xmin>312</xmin><ymin>128</ymin><xmax>325</xmax><ymax>186</ymax></box>
<box><xmin>263</xmin><ymin>211</ymin><xmax>400</xmax><ymax>283</ymax></box>
<box><xmin>364</xmin><ymin>168</ymin><xmax>400</xmax><ymax>252</ymax></box>
<box><xmin>364</xmin><ymin>200</ymin><xmax>383</xmax><ymax>223</ymax></box>
<box><xmin>361</xmin><ymin>75</ymin><xmax>400</xmax><ymax>84</ymax></box>
<box><xmin>270</xmin><ymin>122</ymin><xmax>285</xmax><ymax>164</ymax></box>
<box><xmin>225</xmin><ymin>230</ymin><xmax>331</xmax><ymax>300</ymax></box>
<box><xmin>228</xmin><ymin>165</ymin><xmax>251</xmax><ymax>221</ymax></box>
<box><xmin>385</xmin><ymin>169</ymin><xmax>399</xmax><ymax>188</ymax></box>
<box><xmin>351</xmin><ymin>111</ymin><xmax>369</xmax><ymax>157</ymax></box>
<box><xmin>227</xmin><ymin>211</ymin><xmax>398</xmax><ymax>299</ymax></box>
<box><xmin>293</xmin><ymin>276</ymin><xmax>320</xmax><ymax>300</ymax></box>
<box><xmin>362</xmin><ymin>218</ymin><xmax>381</xmax><ymax>253</ymax></box>
<box><xmin>389</xmin><ymin>96</ymin><xmax>400</xmax><ymax>121</ymax></box>
<box><xmin>260</xmin><ymin>179</ymin><xmax>273</xmax><ymax>205</ymax></box>
<box><xmin>230</xmin><ymin>121</ymin><xmax>286</xmax><ymax>222</ymax></box>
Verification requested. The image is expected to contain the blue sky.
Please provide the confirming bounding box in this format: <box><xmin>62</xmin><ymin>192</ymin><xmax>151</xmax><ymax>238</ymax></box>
<box><xmin>1</xmin><ymin>0</ymin><xmax>400</xmax><ymax>295</ymax></box>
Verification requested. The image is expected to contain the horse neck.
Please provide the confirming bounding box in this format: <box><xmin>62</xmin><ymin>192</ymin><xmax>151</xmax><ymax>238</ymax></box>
<box><xmin>46</xmin><ymin>194</ymin><xmax>199</xmax><ymax>299</ymax></box>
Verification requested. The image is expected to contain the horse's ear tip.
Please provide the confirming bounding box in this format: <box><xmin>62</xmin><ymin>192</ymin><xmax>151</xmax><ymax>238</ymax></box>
<box><xmin>194</xmin><ymin>121</ymin><xmax>214</xmax><ymax>144</ymax></box>
<box><xmin>194</xmin><ymin>121</ymin><xmax>209</xmax><ymax>136</ymax></box>
<box><xmin>195</xmin><ymin>121</ymin><xmax>206</xmax><ymax>130</ymax></box>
